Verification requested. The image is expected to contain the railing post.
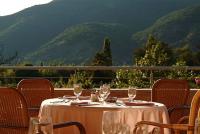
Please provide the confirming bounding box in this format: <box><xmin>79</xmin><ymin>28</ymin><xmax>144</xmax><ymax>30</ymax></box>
<box><xmin>150</xmin><ymin>70</ymin><xmax>153</xmax><ymax>88</ymax></box>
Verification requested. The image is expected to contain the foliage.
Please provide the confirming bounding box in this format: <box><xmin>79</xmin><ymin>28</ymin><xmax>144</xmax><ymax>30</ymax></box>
<box><xmin>114</xmin><ymin>69</ymin><xmax>149</xmax><ymax>88</ymax></box>
<box><xmin>174</xmin><ymin>45</ymin><xmax>196</xmax><ymax>66</ymax></box>
<box><xmin>53</xmin><ymin>77</ymin><xmax>67</xmax><ymax>88</ymax></box>
<box><xmin>133</xmin><ymin>5</ymin><xmax>200</xmax><ymax>53</ymax></box>
<box><xmin>102</xmin><ymin>38</ymin><xmax>112</xmax><ymax>66</ymax></box>
<box><xmin>132</xmin><ymin>35</ymin><xmax>197</xmax><ymax>87</ymax></box>
<box><xmin>136</xmin><ymin>35</ymin><xmax>172</xmax><ymax>66</ymax></box>
<box><xmin>0</xmin><ymin>69</ymin><xmax>17</xmax><ymax>87</ymax></box>
<box><xmin>24</xmin><ymin>23</ymin><xmax>132</xmax><ymax>65</ymax></box>
<box><xmin>167</xmin><ymin>60</ymin><xmax>193</xmax><ymax>79</ymax></box>
<box><xmin>0</xmin><ymin>48</ymin><xmax>18</xmax><ymax>86</ymax></box>
<box><xmin>1</xmin><ymin>0</ymin><xmax>199</xmax><ymax>65</ymax></box>
<box><xmin>0</xmin><ymin>47</ymin><xmax>17</xmax><ymax>65</ymax></box>
<box><xmin>91</xmin><ymin>37</ymin><xmax>112</xmax><ymax>66</ymax></box>
<box><xmin>91</xmin><ymin>37</ymin><xmax>114</xmax><ymax>85</ymax></box>
<box><xmin>67</xmin><ymin>71</ymin><xmax>93</xmax><ymax>89</ymax></box>
<box><xmin>15</xmin><ymin>63</ymin><xmax>40</xmax><ymax>77</ymax></box>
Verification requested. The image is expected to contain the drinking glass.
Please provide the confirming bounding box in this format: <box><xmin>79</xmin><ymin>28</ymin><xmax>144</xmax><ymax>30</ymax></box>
<box><xmin>73</xmin><ymin>83</ymin><xmax>82</xmax><ymax>101</ymax></box>
<box><xmin>195</xmin><ymin>118</ymin><xmax>200</xmax><ymax>134</ymax></box>
<box><xmin>121</xmin><ymin>124</ymin><xmax>131</xmax><ymax>134</ymax></box>
<box><xmin>99</xmin><ymin>84</ymin><xmax>110</xmax><ymax>104</ymax></box>
<box><xmin>102</xmin><ymin>84</ymin><xmax>110</xmax><ymax>95</ymax></box>
<box><xmin>28</xmin><ymin>117</ymin><xmax>53</xmax><ymax>134</ymax></box>
<box><xmin>128</xmin><ymin>87</ymin><xmax>137</xmax><ymax>102</ymax></box>
<box><xmin>102</xmin><ymin>111</ymin><xmax>122</xmax><ymax>134</ymax></box>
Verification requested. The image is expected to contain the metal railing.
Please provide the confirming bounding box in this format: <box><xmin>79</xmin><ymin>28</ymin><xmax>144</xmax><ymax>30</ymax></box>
<box><xmin>0</xmin><ymin>66</ymin><xmax>200</xmax><ymax>88</ymax></box>
<box><xmin>1</xmin><ymin>65</ymin><xmax>200</xmax><ymax>70</ymax></box>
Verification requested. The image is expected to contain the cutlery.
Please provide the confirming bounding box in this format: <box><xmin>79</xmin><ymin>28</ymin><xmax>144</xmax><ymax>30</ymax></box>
<box><xmin>50</xmin><ymin>100</ymin><xmax>66</xmax><ymax>103</ymax></box>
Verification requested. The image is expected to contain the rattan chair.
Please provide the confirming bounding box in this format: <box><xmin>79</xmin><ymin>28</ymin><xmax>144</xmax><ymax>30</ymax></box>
<box><xmin>151</xmin><ymin>79</ymin><xmax>190</xmax><ymax>123</ymax></box>
<box><xmin>17</xmin><ymin>78</ymin><xmax>54</xmax><ymax>116</ymax></box>
<box><xmin>133</xmin><ymin>89</ymin><xmax>200</xmax><ymax>134</ymax></box>
<box><xmin>0</xmin><ymin>87</ymin><xmax>86</xmax><ymax>134</ymax></box>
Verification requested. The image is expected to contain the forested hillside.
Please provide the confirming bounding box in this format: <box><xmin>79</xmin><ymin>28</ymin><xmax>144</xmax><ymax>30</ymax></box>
<box><xmin>0</xmin><ymin>0</ymin><xmax>199</xmax><ymax>65</ymax></box>
<box><xmin>133</xmin><ymin>5</ymin><xmax>200</xmax><ymax>50</ymax></box>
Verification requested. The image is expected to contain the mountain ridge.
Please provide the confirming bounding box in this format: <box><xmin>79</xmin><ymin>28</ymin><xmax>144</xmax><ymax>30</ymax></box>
<box><xmin>133</xmin><ymin>4</ymin><xmax>200</xmax><ymax>49</ymax></box>
<box><xmin>0</xmin><ymin>0</ymin><xmax>200</xmax><ymax>65</ymax></box>
<box><xmin>25</xmin><ymin>22</ymin><xmax>133</xmax><ymax>65</ymax></box>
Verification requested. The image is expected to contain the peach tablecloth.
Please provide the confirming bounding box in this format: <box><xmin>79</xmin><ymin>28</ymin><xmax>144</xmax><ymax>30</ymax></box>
<box><xmin>39</xmin><ymin>98</ymin><xmax>170</xmax><ymax>134</ymax></box>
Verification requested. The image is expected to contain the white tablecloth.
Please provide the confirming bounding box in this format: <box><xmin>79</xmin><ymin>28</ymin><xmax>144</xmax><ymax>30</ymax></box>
<box><xmin>39</xmin><ymin>98</ymin><xmax>170</xmax><ymax>134</ymax></box>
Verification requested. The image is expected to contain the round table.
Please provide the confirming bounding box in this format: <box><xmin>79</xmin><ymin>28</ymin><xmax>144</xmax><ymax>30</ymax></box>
<box><xmin>39</xmin><ymin>98</ymin><xmax>170</xmax><ymax>134</ymax></box>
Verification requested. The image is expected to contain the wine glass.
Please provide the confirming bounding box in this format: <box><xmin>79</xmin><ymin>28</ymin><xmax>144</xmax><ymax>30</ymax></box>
<box><xmin>128</xmin><ymin>87</ymin><xmax>137</xmax><ymax>102</ymax></box>
<box><xmin>73</xmin><ymin>83</ymin><xmax>82</xmax><ymax>101</ymax></box>
<box><xmin>121</xmin><ymin>124</ymin><xmax>131</xmax><ymax>134</ymax></box>
<box><xmin>102</xmin><ymin>84</ymin><xmax>110</xmax><ymax>95</ymax></box>
<box><xmin>99</xmin><ymin>84</ymin><xmax>110</xmax><ymax>104</ymax></box>
<box><xmin>195</xmin><ymin>117</ymin><xmax>200</xmax><ymax>134</ymax></box>
<box><xmin>102</xmin><ymin>111</ymin><xmax>122</xmax><ymax>134</ymax></box>
<box><xmin>28</xmin><ymin>117</ymin><xmax>53</xmax><ymax>134</ymax></box>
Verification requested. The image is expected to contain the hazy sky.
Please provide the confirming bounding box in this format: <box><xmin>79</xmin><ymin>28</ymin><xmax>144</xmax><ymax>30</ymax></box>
<box><xmin>0</xmin><ymin>0</ymin><xmax>53</xmax><ymax>16</ymax></box>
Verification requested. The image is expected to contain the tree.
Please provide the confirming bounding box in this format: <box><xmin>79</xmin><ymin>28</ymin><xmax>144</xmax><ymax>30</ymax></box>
<box><xmin>0</xmin><ymin>47</ymin><xmax>17</xmax><ymax>65</ymax></box>
<box><xmin>91</xmin><ymin>38</ymin><xmax>112</xmax><ymax>66</ymax></box>
<box><xmin>91</xmin><ymin>37</ymin><xmax>113</xmax><ymax>85</ymax></box>
<box><xmin>133</xmin><ymin>47</ymin><xmax>145</xmax><ymax>64</ymax></box>
<box><xmin>133</xmin><ymin>35</ymin><xmax>174</xmax><ymax>86</ymax></box>
<box><xmin>0</xmin><ymin>48</ymin><xmax>18</xmax><ymax>86</ymax></box>
<box><xmin>174</xmin><ymin>45</ymin><xmax>195</xmax><ymax>66</ymax></box>
<box><xmin>194</xmin><ymin>49</ymin><xmax>200</xmax><ymax>65</ymax></box>
<box><xmin>102</xmin><ymin>38</ymin><xmax>112</xmax><ymax>66</ymax></box>
<box><xmin>136</xmin><ymin>35</ymin><xmax>172</xmax><ymax>66</ymax></box>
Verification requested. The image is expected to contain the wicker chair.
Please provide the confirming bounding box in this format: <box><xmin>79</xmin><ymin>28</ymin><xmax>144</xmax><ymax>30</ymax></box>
<box><xmin>151</xmin><ymin>79</ymin><xmax>190</xmax><ymax>123</ymax></box>
<box><xmin>17</xmin><ymin>78</ymin><xmax>54</xmax><ymax>117</ymax></box>
<box><xmin>133</xmin><ymin>89</ymin><xmax>200</xmax><ymax>134</ymax></box>
<box><xmin>0</xmin><ymin>87</ymin><xmax>86</xmax><ymax>134</ymax></box>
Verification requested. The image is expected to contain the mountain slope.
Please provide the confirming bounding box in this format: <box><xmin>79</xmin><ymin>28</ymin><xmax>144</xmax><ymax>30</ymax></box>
<box><xmin>0</xmin><ymin>0</ymin><xmax>200</xmax><ymax>64</ymax></box>
<box><xmin>26</xmin><ymin>23</ymin><xmax>133</xmax><ymax>65</ymax></box>
<box><xmin>133</xmin><ymin>5</ymin><xmax>200</xmax><ymax>49</ymax></box>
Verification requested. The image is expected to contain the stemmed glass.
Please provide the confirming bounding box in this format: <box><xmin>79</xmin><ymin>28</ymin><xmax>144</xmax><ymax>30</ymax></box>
<box><xmin>73</xmin><ymin>83</ymin><xmax>82</xmax><ymax>101</ymax></box>
<box><xmin>128</xmin><ymin>86</ymin><xmax>137</xmax><ymax>102</ymax></box>
<box><xmin>102</xmin><ymin>111</ymin><xmax>122</xmax><ymax>134</ymax></box>
<box><xmin>99</xmin><ymin>84</ymin><xmax>110</xmax><ymax>104</ymax></box>
<box><xmin>121</xmin><ymin>124</ymin><xmax>131</xmax><ymax>134</ymax></box>
<box><xmin>195</xmin><ymin>117</ymin><xmax>200</xmax><ymax>134</ymax></box>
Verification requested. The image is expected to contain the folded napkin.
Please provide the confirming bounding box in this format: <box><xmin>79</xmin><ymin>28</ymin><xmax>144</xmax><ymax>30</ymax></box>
<box><xmin>70</xmin><ymin>101</ymin><xmax>100</xmax><ymax>106</ymax></box>
<box><xmin>63</xmin><ymin>96</ymin><xmax>76</xmax><ymax>99</ymax></box>
<box><xmin>70</xmin><ymin>101</ymin><xmax>89</xmax><ymax>106</ymax></box>
<box><xmin>106</xmin><ymin>97</ymin><xmax>117</xmax><ymax>103</ymax></box>
<box><xmin>124</xmin><ymin>101</ymin><xmax>155</xmax><ymax>106</ymax></box>
<box><xmin>63</xmin><ymin>95</ymin><xmax>90</xmax><ymax>100</ymax></box>
<box><xmin>79</xmin><ymin>96</ymin><xmax>91</xmax><ymax>100</ymax></box>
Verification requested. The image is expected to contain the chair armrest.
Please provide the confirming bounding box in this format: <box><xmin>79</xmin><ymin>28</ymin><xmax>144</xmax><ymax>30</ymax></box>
<box><xmin>168</xmin><ymin>105</ymin><xmax>190</xmax><ymax>116</ymax></box>
<box><xmin>53</xmin><ymin>121</ymin><xmax>86</xmax><ymax>134</ymax></box>
<box><xmin>177</xmin><ymin>116</ymin><xmax>189</xmax><ymax>124</ymax></box>
<box><xmin>28</xmin><ymin>107</ymin><xmax>40</xmax><ymax>111</ymax></box>
<box><xmin>133</xmin><ymin>121</ymin><xmax>194</xmax><ymax>134</ymax></box>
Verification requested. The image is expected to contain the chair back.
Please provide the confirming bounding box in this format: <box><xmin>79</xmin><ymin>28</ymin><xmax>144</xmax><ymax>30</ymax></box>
<box><xmin>152</xmin><ymin>79</ymin><xmax>189</xmax><ymax>108</ymax></box>
<box><xmin>0</xmin><ymin>87</ymin><xmax>29</xmax><ymax>133</ymax></box>
<box><xmin>188</xmin><ymin>90</ymin><xmax>200</xmax><ymax>134</ymax></box>
<box><xmin>17</xmin><ymin>78</ymin><xmax>54</xmax><ymax>108</ymax></box>
<box><xmin>152</xmin><ymin>79</ymin><xmax>190</xmax><ymax>124</ymax></box>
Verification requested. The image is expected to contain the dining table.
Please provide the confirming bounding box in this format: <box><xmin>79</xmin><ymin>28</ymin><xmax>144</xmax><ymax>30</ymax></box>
<box><xmin>39</xmin><ymin>96</ymin><xmax>170</xmax><ymax>134</ymax></box>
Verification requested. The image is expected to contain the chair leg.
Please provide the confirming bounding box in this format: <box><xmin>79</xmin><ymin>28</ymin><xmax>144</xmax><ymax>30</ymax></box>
<box><xmin>53</xmin><ymin>121</ymin><xmax>86</xmax><ymax>134</ymax></box>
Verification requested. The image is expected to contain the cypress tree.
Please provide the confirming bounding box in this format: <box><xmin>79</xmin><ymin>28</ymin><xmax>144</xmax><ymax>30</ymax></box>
<box><xmin>91</xmin><ymin>37</ymin><xmax>113</xmax><ymax>85</ymax></box>
<box><xmin>91</xmin><ymin>37</ymin><xmax>112</xmax><ymax>66</ymax></box>
<box><xmin>102</xmin><ymin>38</ymin><xmax>112</xmax><ymax>66</ymax></box>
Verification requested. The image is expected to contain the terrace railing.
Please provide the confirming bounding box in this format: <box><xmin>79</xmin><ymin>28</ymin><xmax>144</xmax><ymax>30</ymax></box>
<box><xmin>0</xmin><ymin>66</ymin><xmax>200</xmax><ymax>88</ymax></box>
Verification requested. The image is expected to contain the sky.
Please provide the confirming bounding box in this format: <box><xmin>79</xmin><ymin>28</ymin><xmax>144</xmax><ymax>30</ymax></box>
<box><xmin>0</xmin><ymin>0</ymin><xmax>53</xmax><ymax>16</ymax></box>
